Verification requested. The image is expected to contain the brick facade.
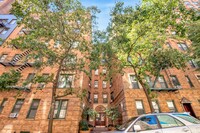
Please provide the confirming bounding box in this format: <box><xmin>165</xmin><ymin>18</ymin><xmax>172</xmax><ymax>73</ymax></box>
<box><xmin>0</xmin><ymin>0</ymin><xmax>200</xmax><ymax>133</ymax></box>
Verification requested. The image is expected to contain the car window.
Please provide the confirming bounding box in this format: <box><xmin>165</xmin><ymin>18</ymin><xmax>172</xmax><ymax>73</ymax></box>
<box><xmin>157</xmin><ymin>115</ymin><xmax>185</xmax><ymax>128</ymax></box>
<box><xmin>173</xmin><ymin>114</ymin><xmax>200</xmax><ymax>124</ymax></box>
<box><xmin>128</xmin><ymin>115</ymin><xmax>159</xmax><ymax>132</ymax></box>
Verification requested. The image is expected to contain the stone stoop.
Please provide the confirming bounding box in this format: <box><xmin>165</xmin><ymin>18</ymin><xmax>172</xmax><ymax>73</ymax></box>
<box><xmin>90</xmin><ymin>127</ymin><xmax>108</xmax><ymax>133</ymax></box>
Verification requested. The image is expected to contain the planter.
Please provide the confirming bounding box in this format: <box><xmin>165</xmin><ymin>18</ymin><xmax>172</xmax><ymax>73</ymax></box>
<box><xmin>89</xmin><ymin>127</ymin><xmax>93</xmax><ymax>131</ymax></box>
<box><xmin>80</xmin><ymin>130</ymin><xmax>90</xmax><ymax>133</ymax></box>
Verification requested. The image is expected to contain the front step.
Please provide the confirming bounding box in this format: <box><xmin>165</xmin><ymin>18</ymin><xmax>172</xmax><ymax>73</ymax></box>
<box><xmin>91</xmin><ymin>127</ymin><xmax>108</xmax><ymax>133</ymax></box>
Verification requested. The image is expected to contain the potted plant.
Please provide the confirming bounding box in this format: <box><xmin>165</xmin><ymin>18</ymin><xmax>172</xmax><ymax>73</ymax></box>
<box><xmin>105</xmin><ymin>107</ymin><xmax>120</xmax><ymax>131</ymax></box>
<box><xmin>79</xmin><ymin>119</ymin><xmax>90</xmax><ymax>133</ymax></box>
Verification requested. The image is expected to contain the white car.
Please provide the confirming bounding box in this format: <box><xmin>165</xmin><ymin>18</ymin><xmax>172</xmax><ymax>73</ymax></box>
<box><xmin>103</xmin><ymin>113</ymin><xmax>200</xmax><ymax>133</ymax></box>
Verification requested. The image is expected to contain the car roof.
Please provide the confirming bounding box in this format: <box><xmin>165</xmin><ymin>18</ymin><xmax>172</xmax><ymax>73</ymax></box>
<box><xmin>137</xmin><ymin>112</ymin><xmax>190</xmax><ymax>117</ymax></box>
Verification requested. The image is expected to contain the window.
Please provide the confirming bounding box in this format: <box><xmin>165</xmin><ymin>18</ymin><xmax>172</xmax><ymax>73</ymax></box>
<box><xmin>72</xmin><ymin>41</ymin><xmax>79</xmax><ymax>48</ymax></box>
<box><xmin>54</xmin><ymin>41</ymin><xmax>60</xmax><ymax>48</ymax></box>
<box><xmin>11</xmin><ymin>54</ymin><xmax>20</xmax><ymax>62</ymax></box>
<box><xmin>111</xmin><ymin>92</ymin><xmax>114</xmax><ymax>101</ymax></box>
<box><xmin>87</xmin><ymin>91</ymin><xmax>91</xmax><ymax>102</ymax></box>
<box><xmin>94</xmin><ymin>69</ymin><xmax>98</xmax><ymax>75</ymax></box>
<box><xmin>152</xmin><ymin>100</ymin><xmax>160</xmax><ymax>113</ymax></box>
<box><xmin>196</xmin><ymin>75</ymin><xmax>200</xmax><ymax>82</ymax></box>
<box><xmin>158</xmin><ymin>76</ymin><xmax>168</xmax><ymax>88</ymax></box>
<box><xmin>170</xmin><ymin>75</ymin><xmax>181</xmax><ymax>88</ymax></box>
<box><xmin>135</xmin><ymin>100</ymin><xmax>145</xmax><ymax>115</ymax></box>
<box><xmin>26</xmin><ymin>73</ymin><xmax>35</xmax><ymax>82</ymax></box>
<box><xmin>63</xmin><ymin>56</ymin><xmax>76</xmax><ymax>65</ymax></box>
<box><xmin>157</xmin><ymin>115</ymin><xmax>184</xmax><ymax>128</ymax></box>
<box><xmin>102</xmin><ymin>68</ymin><xmax>106</xmax><ymax>74</ymax></box>
<box><xmin>10</xmin><ymin>99</ymin><xmax>24</xmax><ymax>117</ymax></box>
<box><xmin>177</xmin><ymin>43</ymin><xmax>188</xmax><ymax>51</ymax></box>
<box><xmin>166</xmin><ymin>42</ymin><xmax>172</xmax><ymax>48</ymax></box>
<box><xmin>0</xmin><ymin>98</ymin><xmax>8</xmax><ymax>113</ymax></box>
<box><xmin>9</xmin><ymin>19</ymin><xmax>16</xmax><ymax>24</ymax></box>
<box><xmin>146</xmin><ymin>76</ymin><xmax>153</xmax><ymax>87</ymax></box>
<box><xmin>94</xmin><ymin>80</ymin><xmax>98</xmax><ymax>88</ymax></box>
<box><xmin>103</xmin><ymin>94</ymin><xmax>108</xmax><ymax>103</ymax></box>
<box><xmin>101</xmin><ymin>59</ymin><xmax>106</xmax><ymax>64</ymax></box>
<box><xmin>37</xmin><ymin>73</ymin><xmax>49</xmax><ymax>89</ymax></box>
<box><xmin>53</xmin><ymin>100</ymin><xmax>68</xmax><ymax>119</ymax></box>
<box><xmin>130</xmin><ymin>75</ymin><xmax>139</xmax><ymax>89</ymax></box>
<box><xmin>0</xmin><ymin>19</ymin><xmax>7</xmax><ymax>23</ymax></box>
<box><xmin>167</xmin><ymin>100</ymin><xmax>177</xmax><ymax>112</ymax></box>
<box><xmin>185</xmin><ymin>75</ymin><xmax>194</xmax><ymax>87</ymax></box>
<box><xmin>58</xmin><ymin>74</ymin><xmax>73</xmax><ymax>88</ymax></box>
<box><xmin>129</xmin><ymin>115</ymin><xmax>159</xmax><ymax>132</ymax></box>
<box><xmin>0</xmin><ymin>54</ymin><xmax>7</xmax><ymax>62</ymax></box>
<box><xmin>188</xmin><ymin>60</ymin><xmax>198</xmax><ymax>68</ymax></box>
<box><xmin>102</xmin><ymin>81</ymin><xmax>107</xmax><ymax>88</ymax></box>
<box><xmin>0</xmin><ymin>28</ymin><xmax>9</xmax><ymax>35</ymax></box>
<box><xmin>94</xmin><ymin>94</ymin><xmax>98</xmax><ymax>103</ymax></box>
<box><xmin>27</xmin><ymin>99</ymin><xmax>40</xmax><ymax>119</ymax></box>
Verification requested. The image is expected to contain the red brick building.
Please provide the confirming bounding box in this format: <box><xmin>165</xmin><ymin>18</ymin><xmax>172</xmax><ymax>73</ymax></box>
<box><xmin>0</xmin><ymin>0</ymin><xmax>200</xmax><ymax>133</ymax></box>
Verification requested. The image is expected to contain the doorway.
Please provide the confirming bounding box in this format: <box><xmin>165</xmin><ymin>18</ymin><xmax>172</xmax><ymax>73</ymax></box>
<box><xmin>95</xmin><ymin>112</ymin><xmax>106</xmax><ymax>126</ymax></box>
<box><xmin>183</xmin><ymin>103</ymin><xmax>196</xmax><ymax>117</ymax></box>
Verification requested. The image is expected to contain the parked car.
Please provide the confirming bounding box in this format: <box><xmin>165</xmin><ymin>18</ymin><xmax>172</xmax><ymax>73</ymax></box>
<box><xmin>102</xmin><ymin>113</ymin><xmax>200</xmax><ymax>133</ymax></box>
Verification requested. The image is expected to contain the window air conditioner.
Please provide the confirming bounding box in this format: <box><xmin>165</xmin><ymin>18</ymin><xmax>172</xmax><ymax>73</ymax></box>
<box><xmin>9</xmin><ymin>113</ymin><xmax>18</xmax><ymax>118</ymax></box>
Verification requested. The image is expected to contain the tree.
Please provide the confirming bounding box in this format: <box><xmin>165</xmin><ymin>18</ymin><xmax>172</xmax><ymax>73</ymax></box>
<box><xmin>0</xmin><ymin>70</ymin><xmax>21</xmax><ymax>90</ymax></box>
<box><xmin>107</xmin><ymin>0</ymin><xmax>192</xmax><ymax>112</ymax></box>
<box><xmin>105</xmin><ymin>107</ymin><xmax>120</xmax><ymax>126</ymax></box>
<box><xmin>187</xmin><ymin>20</ymin><xmax>200</xmax><ymax>69</ymax></box>
<box><xmin>10</xmin><ymin>0</ymin><xmax>94</xmax><ymax>132</ymax></box>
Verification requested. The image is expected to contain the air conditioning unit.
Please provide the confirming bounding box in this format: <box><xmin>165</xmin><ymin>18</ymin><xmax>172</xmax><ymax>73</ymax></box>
<box><xmin>175</xmin><ymin>85</ymin><xmax>182</xmax><ymax>89</ymax></box>
<box><xmin>9</xmin><ymin>113</ymin><xmax>18</xmax><ymax>118</ymax></box>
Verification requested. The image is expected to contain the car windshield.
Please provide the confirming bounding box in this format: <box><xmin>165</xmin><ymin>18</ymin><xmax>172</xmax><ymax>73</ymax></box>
<box><xmin>117</xmin><ymin>117</ymin><xmax>138</xmax><ymax>131</ymax></box>
<box><xmin>173</xmin><ymin>114</ymin><xmax>200</xmax><ymax>124</ymax></box>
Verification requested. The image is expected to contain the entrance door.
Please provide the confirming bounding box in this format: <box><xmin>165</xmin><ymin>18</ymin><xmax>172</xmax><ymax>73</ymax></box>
<box><xmin>95</xmin><ymin>113</ymin><xmax>106</xmax><ymax>126</ymax></box>
<box><xmin>183</xmin><ymin>103</ymin><xmax>196</xmax><ymax>117</ymax></box>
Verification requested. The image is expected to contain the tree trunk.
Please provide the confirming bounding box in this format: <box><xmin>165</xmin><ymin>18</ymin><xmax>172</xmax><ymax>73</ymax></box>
<box><xmin>139</xmin><ymin>80</ymin><xmax>154</xmax><ymax>113</ymax></box>
<box><xmin>48</xmin><ymin>61</ymin><xmax>63</xmax><ymax>133</ymax></box>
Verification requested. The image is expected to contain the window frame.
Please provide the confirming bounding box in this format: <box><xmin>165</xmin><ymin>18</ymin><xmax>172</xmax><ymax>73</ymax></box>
<box><xmin>102</xmin><ymin>93</ymin><xmax>108</xmax><ymax>103</ymax></box>
<box><xmin>170</xmin><ymin>75</ymin><xmax>181</xmax><ymax>87</ymax></box>
<box><xmin>94</xmin><ymin>80</ymin><xmax>98</xmax><ymax>88</ymax></box>
<box><xmin>177</xmin><ymin>43</ymin><xmax>188</xmax><ymax>51</ymax></box>
<box><xmin>52</xmin><ymin>100</ymin><xmax>68</xmax><ymax>119</ymax></box>
<box><xmin>93</xmin><ymin>94</ymin><xmax>98</xmax><ymax>103</ymax></box>
<box><xmin>166</xmin><ymin>100</ymin><xmax>177</xmax><ymax>113</ymax></box>
<box><xmin>130</xmin><ymin>75</ymin><xmax>139</xmax><ymax>89</ymax></box>
<box><xmin>94</xmin><ymin>69</ymin><xmax>98</xmax><ymax>75</ymax></box>
<box><xmin>27</xmin><ymin>99</ymin><xmax>40</xmax><ymax>119</ymax></box>
<box><xmin>0</xmin><ymin>54</ymin><xmax>8</xmax><ymax>62</ymax></box>
<box><xmin>151</xmin><ymin>100</ymin><xmax>161</xmax><ymax>113</ymax></box>
<box><xmin>10</xmin><ymin>99</ymin><xmax>24</xmax><ymax>116</ymax></box>
<box><xmin>57</xmin><ymin>74</ymin><xmax>74</xmax><ymax>88</ymax></box>
<box><xmin>0</xmin><ymin>28</ymin><xmax>9</xmax><ymax>35</ymax></box>
<box><xmin>135</xmin><ymin>100</ymin><xmax>145</xmax><ymax>115</ymax></box>
<box><xmin>102</xmin><ymin>80</ymin><xmax>107</xmax><ymax>88</ymax></box>
<box><xmin>158</xmin><ymin>76</ymin><xmax>168</xmax><ymax>88</ymax></box>
<box><xmin>0</xmin><ymin>98</ymin><xmax>8</xmax><ymax>114</ymax></box>
<box><xmin>185</xmin><ymin>75</ymin><xmax>194</xmax><ymax>87</ymax></box>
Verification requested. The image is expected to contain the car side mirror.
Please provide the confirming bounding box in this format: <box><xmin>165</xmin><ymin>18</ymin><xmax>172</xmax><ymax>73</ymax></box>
<box><xmin>134</xmin><ymin>125</ymin><xmax>141</xmax><ymax>131</ymax></box>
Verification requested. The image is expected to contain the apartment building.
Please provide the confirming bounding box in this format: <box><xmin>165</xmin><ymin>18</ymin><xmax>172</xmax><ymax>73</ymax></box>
<box><xmin>0</xmin><ymin>1</ymin><xmax>91</xmax><ymax>133</ymax></box>
<box><xmin>0</xmin><ymin>0</ymin><xmax>200</xmax><ymax>133</ymax></box>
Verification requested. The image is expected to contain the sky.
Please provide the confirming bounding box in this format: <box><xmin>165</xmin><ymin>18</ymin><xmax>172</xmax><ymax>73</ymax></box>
<box><xmin>81</xmin><ymin>0</ymin><xmax>141</xmax><ymax>31</ymax></box>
